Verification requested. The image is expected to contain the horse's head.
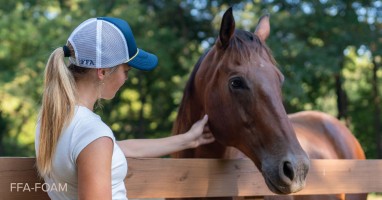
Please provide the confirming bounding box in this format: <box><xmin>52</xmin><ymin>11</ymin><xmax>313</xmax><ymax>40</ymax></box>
<box><xmin>194</xmin><ymin>8</ymin><xmax>310</xmax><ymax>194</ymax></box>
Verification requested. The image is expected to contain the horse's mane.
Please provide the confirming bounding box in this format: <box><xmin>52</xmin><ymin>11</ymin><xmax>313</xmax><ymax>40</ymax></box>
<box><xmin>172</xmin><ymin>30</ymin><xmax>277</xmax><ymax>136</ymax></box>
<box><xmin>172</xmin><ymin>50</ymin><xmax>210</xmax><ymax>136</ymax></box>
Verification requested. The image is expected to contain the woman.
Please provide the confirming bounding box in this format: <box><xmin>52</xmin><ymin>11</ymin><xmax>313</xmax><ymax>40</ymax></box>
<box><xmin>35</xmin><ymin>17</ymin><xmax>214</xmax><ymax>200</ymax></box>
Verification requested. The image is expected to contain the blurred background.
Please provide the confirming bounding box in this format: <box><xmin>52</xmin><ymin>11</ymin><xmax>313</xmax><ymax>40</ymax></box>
<box><xmin>0</xmin><ymin>0</ymin><xmax>382</xmax><ymax>162</ymax></box>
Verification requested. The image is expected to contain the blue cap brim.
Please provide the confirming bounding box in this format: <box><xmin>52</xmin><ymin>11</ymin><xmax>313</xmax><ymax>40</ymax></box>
<box><xmin>127</xmin><ymin>49</ymin><xmax>158</xmax><ymax>71</ymax></box>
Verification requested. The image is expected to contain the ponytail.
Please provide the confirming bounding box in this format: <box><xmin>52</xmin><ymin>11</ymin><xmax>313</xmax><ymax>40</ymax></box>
<box><xmin>37</xmin><ymin>47</ymin><xmax>76</xmax><ymax>177</ymax></box>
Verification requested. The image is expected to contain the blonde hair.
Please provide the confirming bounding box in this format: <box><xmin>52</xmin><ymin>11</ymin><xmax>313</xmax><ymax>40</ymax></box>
<box><xmin>37</xmin><ymin>47</ymin><xmax>77</xmax><ymax>177</ymax></box>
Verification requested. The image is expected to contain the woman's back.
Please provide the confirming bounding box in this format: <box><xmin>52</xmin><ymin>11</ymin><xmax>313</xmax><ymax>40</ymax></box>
<box><xmin>35</xmin><ymin>106</ymin><xmax>127</xmax><ymax>200</ymax></box>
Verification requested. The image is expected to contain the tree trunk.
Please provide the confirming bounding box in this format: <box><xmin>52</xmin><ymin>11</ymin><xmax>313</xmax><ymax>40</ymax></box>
<box><xmin>335</xmin><ymin>73</ymin><xmax>349</xmax><ymax>126</ymax></box>
<box><xmin>372</xmin><ymin>59</ymin><xmax>382</xmax><ymax>158</ymax></box>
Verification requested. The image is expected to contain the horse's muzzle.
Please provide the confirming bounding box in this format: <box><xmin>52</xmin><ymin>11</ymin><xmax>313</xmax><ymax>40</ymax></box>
<box><xmin>262</xmin><ymin>154</ymin><xmax>310</xmax><ymax>194</ymax></box>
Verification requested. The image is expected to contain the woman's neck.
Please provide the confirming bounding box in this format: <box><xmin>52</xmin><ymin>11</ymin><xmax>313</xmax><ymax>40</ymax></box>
<box><xmin>75</xmin><ymin>80</ymin><xmax>99</xmax><ymax>111</ymax></box>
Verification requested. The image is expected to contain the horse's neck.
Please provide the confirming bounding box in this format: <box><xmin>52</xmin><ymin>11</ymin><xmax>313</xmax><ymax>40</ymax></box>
<box><xmin>178</xmin><ymin>142</ymin><xmax>245</xmax><ymax>159</ymax></box>
<box><xmin>172</xmin><ymin>95</ymin><xmax>203</xmax><ymax>138</ymax></box>
<box><xmin>172</xmin><ymin>95</ymin><xmax>228</xmax><ymax>158</ymax></box>
<box><xmin>194</xmin><ymin>141</ymin><xmax>228</xmax><ymax>158</ymax></box>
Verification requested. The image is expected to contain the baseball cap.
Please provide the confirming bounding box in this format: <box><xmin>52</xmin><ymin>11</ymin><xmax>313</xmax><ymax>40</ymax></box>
<box><xmin>67</xmin><ymin>17</ymin><xmax>158</xmax><ymax>71</ymax></box>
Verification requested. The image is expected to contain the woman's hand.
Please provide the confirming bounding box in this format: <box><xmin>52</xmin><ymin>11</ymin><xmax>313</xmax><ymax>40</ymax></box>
<box><xmin>184</xmin><ymin>115</ymin><xmax>215</xmax><ymax>148</ymax></box>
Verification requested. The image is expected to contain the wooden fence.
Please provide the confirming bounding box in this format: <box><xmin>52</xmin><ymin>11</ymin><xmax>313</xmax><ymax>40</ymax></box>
<box><xmin>0</xmin><ymin>158</ymin><xmax>381</xmax><ymax>199</ymax></box>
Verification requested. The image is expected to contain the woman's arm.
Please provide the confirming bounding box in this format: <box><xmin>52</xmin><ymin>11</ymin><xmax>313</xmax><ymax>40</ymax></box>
<box><xmin>77</xmin><ymin>137</ymin><xmax>113</xmax><ymax>200</ymax></box>
<box><xmin>117</xmin><ymin>115</ymin><xmax>214</xmax><ymax>158</ymax></box>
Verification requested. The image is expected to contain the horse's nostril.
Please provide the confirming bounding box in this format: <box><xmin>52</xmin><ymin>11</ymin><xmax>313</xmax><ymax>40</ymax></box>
<box><xmin>283</xmin><ymin>161</ymin><xmax>295</xmax><ymax>182</ymax></box>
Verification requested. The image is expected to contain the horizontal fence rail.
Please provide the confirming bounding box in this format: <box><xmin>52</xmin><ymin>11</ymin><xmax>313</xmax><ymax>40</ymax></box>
<box><xmin>0</xmin><ymin>158</ymin><xmax>381</xmax><ymax>199</ymax></box>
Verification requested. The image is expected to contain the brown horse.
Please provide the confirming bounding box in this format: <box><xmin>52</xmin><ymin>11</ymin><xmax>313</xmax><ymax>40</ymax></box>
<box><xmin>172</xmin><ymin>7</ymin><xmax>366</xmax><ymax>200</ymax></box>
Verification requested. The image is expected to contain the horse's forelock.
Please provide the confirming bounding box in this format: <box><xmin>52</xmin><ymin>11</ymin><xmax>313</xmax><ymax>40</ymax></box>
<box><xmin>229</xmin><ymin>30</ymin><xmax>277</xmax><ymax>66</ymax></box>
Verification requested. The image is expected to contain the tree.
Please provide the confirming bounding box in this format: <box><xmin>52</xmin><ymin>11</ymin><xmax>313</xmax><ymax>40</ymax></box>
<box><xmin>1</xmin><ymin>0</ymin><xmax>381</xmax><ymax>158</ymax></box>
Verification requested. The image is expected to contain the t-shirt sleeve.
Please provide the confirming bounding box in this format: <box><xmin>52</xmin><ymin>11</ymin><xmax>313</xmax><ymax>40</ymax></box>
<box><xmin>71</xmin><ymin>119</ymin><xmax>115</xmax><ymax>164</ymax></box>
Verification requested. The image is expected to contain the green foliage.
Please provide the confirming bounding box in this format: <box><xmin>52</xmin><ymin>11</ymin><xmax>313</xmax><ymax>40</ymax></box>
<box><xmin>1</xmin><ymin>0</ymin><xmax>381</xmax><ymax>158</ymax></box>
<box><xmin>233</xmin><ymin>0</ymin><xmax>382</xmax><ymax>158</ymax></box>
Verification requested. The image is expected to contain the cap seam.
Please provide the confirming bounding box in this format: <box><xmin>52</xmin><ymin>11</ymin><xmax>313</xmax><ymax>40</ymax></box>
<box><xmin>126</xmin><ymin>48</ymin><xmax>139</xmax><ymax>63</ymax></box>
<box><xmin>100</xmin><ymin>19</ymin><xmax>129</xmax><ymax>66</ymax></box>
<box><xmin>96</xmin><ymin>20</ymin><xmax>103</xmax><ymax>68</ymax></box>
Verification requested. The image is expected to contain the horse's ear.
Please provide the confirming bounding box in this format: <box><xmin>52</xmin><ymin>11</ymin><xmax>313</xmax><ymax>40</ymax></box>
<box><xmin>219</xmin><ymin>7</ymin><xmax>235</xmax><ymax>48</ymax></box>
<box><xmin>254</xmin><ymin>14</ymin><xmax>270</xmax><ymax>42</ymax></box>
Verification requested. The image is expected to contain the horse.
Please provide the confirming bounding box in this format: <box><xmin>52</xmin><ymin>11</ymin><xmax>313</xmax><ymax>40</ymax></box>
<box><xmin>171</xmin><ymin>7</ymin><xmax>366</xmax><ymax>200</ymax></box>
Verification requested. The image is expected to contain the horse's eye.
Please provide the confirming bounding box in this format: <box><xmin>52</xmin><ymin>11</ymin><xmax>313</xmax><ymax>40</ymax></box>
<box><xmin>230</xmin><ymin>77</ymin><xmax>248</xmax><ymax>89</ymax></box>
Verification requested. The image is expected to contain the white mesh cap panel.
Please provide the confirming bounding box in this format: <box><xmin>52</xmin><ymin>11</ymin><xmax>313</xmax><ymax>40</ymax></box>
<box><xmin>100</xmin><ymin>21</ymin><xmax>129</xmax><ymax>68</ymax></box>
<box><xmin>68</xmin><ymin>18</ymin><xmax>129</xmax><ymax>68</ymax></box>
<box><xmin>69</xmin><ymin>19</ymin><xmax>98</xmax><ymax>68</ymax></box>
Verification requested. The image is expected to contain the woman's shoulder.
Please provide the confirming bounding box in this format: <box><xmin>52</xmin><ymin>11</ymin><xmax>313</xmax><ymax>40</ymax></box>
<box><xmin>71</xmin><ymin>106</ymin><xmax>114</xmax><ymax>138</ymax></box>
<box><xmin>69</xmin><ymin>106</ymin><xmax>115</xmax><ymax>162</ymax></box>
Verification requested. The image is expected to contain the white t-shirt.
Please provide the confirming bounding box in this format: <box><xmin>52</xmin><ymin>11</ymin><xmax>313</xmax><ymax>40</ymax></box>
<box><xmin>35</xmin><ymin>106</ymin><xmax>128</xmax><ymax>200</ymax></box>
